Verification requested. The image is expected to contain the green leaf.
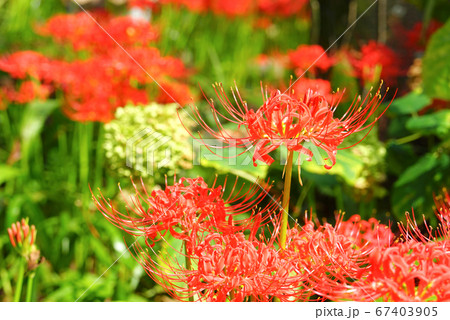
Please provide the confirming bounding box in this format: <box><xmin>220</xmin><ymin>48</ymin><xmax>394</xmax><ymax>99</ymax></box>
<box><xmin>392</xmin><ymin>151</ymin><xmax>450</xmax><ymax>221</ymax></box>
<box><xmin>302</xmin><ymin>148</ymin><xmax>364</xmax><ymax>186</ymax></box>
<box><xmin>194</xmin><ymin>140</ymin><xmax>268</xmax><ymax>181</ymax></box>
<box><xmin>406</xmin><ymin>110</ymin><xmax>450</xmax><ymax>137</ymax></box>
<box><xmin>389</xmin><ymin>92</ymin><xmax>431</xmax><ymax>115</ymax></box>
<box><xmin>423</xmin><ymin>19</ymin><xmax>450</xmax><ymax>100</ymax></box>
<box><xmin>0</xmin><ymin>164</ymin><xmax>20</xmax><ymax>184</ymax></box>
<box><xmin>20</xmin><ymin>99</ymin><xmax>59</xmax><ymax>154</ymax></box>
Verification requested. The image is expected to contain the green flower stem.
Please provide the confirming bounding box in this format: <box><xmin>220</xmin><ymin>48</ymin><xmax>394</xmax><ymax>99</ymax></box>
<box><xmin>280</xmin><ymin>150</ymin><xmax>294</xmax><ymax>250</ymax></box>
<box><xmin>94</xmin><ymin>124</ymin><xmax>104</xmax><ymax>188</ymax></box>
<box><xmin>25</xmin><ymin>271</ymin><xmax>35</xmax><ymax>302</ymax></box>
<box><xmin>184</xmin><ymin>240</ymin><xmax>194</xmax><ymax>302</ymax></box>
<box><xmin>79</xmin><ymin>123</ymin><xmax>91</xmax><ymax>193</ymax></box>
<box><xmin>14</xmin><ymin>257</ymin><xmax>26</xmax><ymax>302</ymax></box>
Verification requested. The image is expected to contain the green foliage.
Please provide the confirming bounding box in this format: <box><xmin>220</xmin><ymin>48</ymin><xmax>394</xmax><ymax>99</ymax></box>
<box><xmin>406</xmin><ymin>110</ymin><xmax>450</xmax><ymax>138</ymax></box>
<box><xmin>392</xmin><ymin>147</ymin><xmax>450</xmax><ymax>221</ymax></box>
<box><xmin>423</xmin><ymin>19</ymin><xmax>450</xmax><ymax>100</ymax></box>
<box><xmin>389</xmin><ymin>92</ymin><xmax>431</xmax><ymax>115</ymax></box>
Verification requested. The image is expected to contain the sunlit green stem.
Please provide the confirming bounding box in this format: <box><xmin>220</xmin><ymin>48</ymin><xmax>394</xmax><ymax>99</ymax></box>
<box><xmin>280</xmin><ymin>150</ymin><xmax>294</xmax><ymax>250</ymax></box>
<box><xmin>25</xmin><ymin>271</ymin><xmax>35</xmax><ymax>302</ymax></box>
<box><xmin>14</xmin><ymin>258</ymin><xmax>26</xmax><ymax>302</ymax></box>
<box><xmin>94</xmin><ymin>124</ymin><xmax>104</xmax><ymax>188</ymax></box>
<box><xmin>184</xmin><ymin>240</ymin><xmax>194</xmax><ymax>302</ymax></box>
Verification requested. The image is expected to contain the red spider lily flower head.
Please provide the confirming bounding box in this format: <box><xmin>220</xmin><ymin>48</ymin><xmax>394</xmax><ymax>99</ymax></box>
<box><xmin>397</xmin><ymin>191</ymin><xmax>450</xmax><ymax>244</ymax></box>
<box><xmin>7</xmin><ymin>219</ymin><xmax>36</xmax><ymax>249</ymax></box>
<box><xmin>257</xmin><ymin>0</ymin><xmax>309</xmax><ymax>17</ymax></box>
<box><xmin>404</xmin><ymin>20</ymin><xmax>443</xmax><ymax>53</ymax></box>
<box><xmin>128</xmin><ymin>0</ymin><xmax>160</xmax><ymax>10</ymax></box>
<box><xmin>283</xmin><ymin>214</ymin><xmax>373</xmax><ymax>300</ymax></box>
<box><xmin>350</xmin><ymin>41</ymin><xmax>402</xmax><ymax>86</ymax></box>
<box><xmin>38</xmin><ymin>11</ymin><xmax>159</xmax><ymax>54</ymax></box>
<box><xmin>160</xmin><ymin>0</ymin><xmax>210</xmax><ymax>13</ymax></box>
<box><xmin>7</xmin><ymin>218</ymin><xmax>42</xmax><ymax>271</ymax></box>
<box><xmin>0</xmin><ymin>51</ymin><xmax>54</xmax><ymax>81</ymax></box>
<box><xmin>335</xmin><ymin>214</ymin><xmax>394</xmax><ymax>250</ymax></box>
<box><xmin>288</xmin><ymin>44</ymin><xmax>335</xmax><ymax>77</ymax></box>
<box><xmin>435</xmin><ymin>188</ymin><xmax>450</xmax><ymax>222</ymax></box>
<box><xmin>156</xmin><ymin>80</ymin><xmax>194</xmax><ymax>106</ymax></box>
<box><xmin>134</xmin><ymin>228</ymin><xmax>311</xmax><ymax>302</ymax></box>
<box><xmin>210</xmin><ymin>0</ymin><xmax>255</xmax><ymax>17</ymax></box>
<box><xmin>291</xmin><ymin>78</ymin><xmax>333</xmax><ymax>103</ymax></box>
<box><xmin>36</xmin><ymin>10</ymin><xmax>112</xmax><ymax>53</ymax></box>
<box><xmin>3</xmin><ymin>81</ymin><xmax>52</xmax><ymax>105</ymax></box>
<box><xmin>350</xmin><ymin>241</ymin><xmax>450</xmax><ymax>301</ymax></box>
<box><xmin>181</xmin><ymin>81</ymin><xmax>393</xmax><ymax>174</ymax></box>
<box><xmin>92</xmin><ymin>176</ymin><xmax>278</xmax><ymax>247</ymax></box>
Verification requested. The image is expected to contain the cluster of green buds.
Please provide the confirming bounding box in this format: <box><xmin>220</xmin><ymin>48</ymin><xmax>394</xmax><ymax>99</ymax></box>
<box><xmin>104</xmin><ymin>103</ymin><xmax>193</xmax><ymax>183</ymax></box>
<box><xmin>351</xmin><ymin>135</ymin><xmax>387</xmax><ymax>200</ymax></box>
<box><xmin>7</xmin><ymin>218</ymin><xmax>41</xmax><ymax>271</ymax></box>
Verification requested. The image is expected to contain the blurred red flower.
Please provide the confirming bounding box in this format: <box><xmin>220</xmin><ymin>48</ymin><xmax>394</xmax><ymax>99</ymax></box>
<box><xmin>0</xmin><ymin>11</ymin><xmax>193</xmax><ymax>122</ymax></box>
<box><xmin>404</xmin><ymin>20</ymin><xmax>443</xmax><ymax>52</ymax></box>
<box><xmin>291</xmin><ymin>78</ymin><xmax>333</xmax><ymax>103</ymax></box>
<box><xmin>0</xmin><ymin>51</ymin><xmax>54</xmax><ymax>81</ymax></box>
<box><xmin>288</xmin><ymin>44</ymin><xmax>335</xmax><ymax>76</ymax></box>
<box><xmin>38</xmin><ymin>11</ymin><xmax>159</xmax><ymax>54</ymax></box>
<box><xmin>258</xmin><ymin>0</ymin><xmax>309</xmax><ymax>17</ymax></box>
<box><xmin>210</xmin><ymin>0</ymin><xmax>255</xmax><ymax>17</ymax></box>
<box><xmin>350</xmin><ymin>41</ymin><xmax>402</xmax><ymax>86</ymax></box>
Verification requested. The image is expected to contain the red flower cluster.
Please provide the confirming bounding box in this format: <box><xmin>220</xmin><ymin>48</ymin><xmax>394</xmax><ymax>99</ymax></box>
<box><xmin>95</xmin><ymin>173</ymin><xmax>450</xmax><ymax>301</ymax></box>
<box><xmin>350</xmin><ymin>41</ymin><xmax>402</xmax><ymax>87</ymax></box>
<box><xmin>354</xmin><ymin>242</ymin><xmax>450</xmax><ymax>301</ymax></box>
<box><xmin>288</xmin><ymin>44</ymin><xmax>334</xmax><ymax>77</ymax></box>
<box><xmin>183</xmin><ymin>82</ymin><xmax>391</xmax><ymax>170</ymax></box>
<box><xmin>92</xmin><ymin>177</ymin><xmax>277</xmax><ymax>247</ymax></box>
<box><xmin>128</xmin><ymin>0</ymin><xmax>160</xmax><ymax>10</ymax></box>
<box><xmin>0</xmin><ymin>51</ymin><xmax>55</xmax><ymax>104</ymax></box>
<box><xmin>37</xmin><ymin>11</ymin><xmax>159</xmax><ymax>55</ymax></box>
<box><xmin>403</xmin><ymin>20</ymin><xmax>443</xmax><ymax>53</ymax></box>
<box><xmin>0</xmin><ymin>11</ymin><xmax>193</xmax><ymax>122</ymax></box>
<box><xmin>133</xmin><ymin>0</ymin><xmax>309</xmax><ymax>17</ymax></box>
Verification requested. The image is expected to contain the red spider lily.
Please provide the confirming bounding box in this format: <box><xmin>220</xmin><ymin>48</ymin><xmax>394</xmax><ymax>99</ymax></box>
<box><xmin>435</xmin><ymin>188</ymin><xmax>450</xmax><ymax>222</ymax></box>
<box><xmin>7</xmin><ymin>219</ymin><xmax>36</xmax><ymax>249</ymax></box>
<box><xmin>257</xmin><ymin>0</ymin><xmax>309</xmax><ymax>17</ymax></box>
<box><xmin>283</xmin><ymin>215</ymin><xmax>374</xmax><ymax>300</ymax></box>
<box><xmin>291</xmin><ymin>78</ymin><xmax>333</xmax><ymax>103</ymax></box>
<box><xmin>182</xmin><ymin>81</ymin><xmax>393</xmax><ymax>170</ymax></box>
<box><xmin>163</xmin><ymin>0</ymin><xmax>211</xmax><ymax>13</ymax></box>
<box><xmin>156</xmin><ymin>80</ymin><xmax>193</xmax><ymax>106</ymax></box>
<box><xmin>2</xmin><ymin>81</ymin><xmax>52</xmax><ymax>104</ymax></box>
<box><xmin>38</xmin><ymin>11</ymin><xmax>159</xmax><ymax>54</ymax></box>
<box><xmin>335</xmin><ymin>214</ymin><xmax>394</xmax><ymax>250</ymax></box>
<box><xmin>350</xmin><ymin>41</ymin><xmax>402</xmax><ymax>86</ymax></box>
<box><xmin>210</xmin><ymin>0</ymin><xmax>255</xmax><ymax>17</ymax></box>
<box><xmin>1</xmin><ymin>11</ymin><xmax>192</xmax><ymax>122</ymax></box>
<box><xmin>349</xmin><ymin>241</ymin><xmax>450</xmax><ymax>301</ymax></box>
<box><xmin>288</xmin><ymin>44</ymin><xmax>335</xmax><ymax>76</ymax></box>
<box><xmin>7</xmin><ymin>219</ymin><xmax>42</xmax><ymax>271</ymax></box>
<box><xmin>134</xmin><ymin>228</ymin><xmax>311</xmax><ymax>302</ymax></box>
<box><xmin>396</xmin><ymin>191</ymin><xmax>450</xmax><ymax>244</ymax></box>
<box><xmin>0</xmin><ymin>51</ymin><xmax>54</xmax><ymax>81</ymax></box>
<box><xmin>403</xmin><ymin>20</ymin><xmax>443</xmax><ymax>52</ymax></box>
<box><xmin>92</xmin><ymin>176</ymin><xmax>278</xmax><ymax>247</ymax></box>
